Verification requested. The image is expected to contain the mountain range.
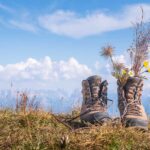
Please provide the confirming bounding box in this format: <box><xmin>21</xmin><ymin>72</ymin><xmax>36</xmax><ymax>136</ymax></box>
<box><xmin>0</xmin><ymin>89</ymin><xmax>149</xmax><ymax>115</ymax></box>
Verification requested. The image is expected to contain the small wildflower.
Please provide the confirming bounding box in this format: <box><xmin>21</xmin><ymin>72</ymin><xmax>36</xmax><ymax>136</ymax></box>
<box><xmin>128</xmin><ymin>70</ymin><xmax>134</xmax><ymax>77</ymax></box>
<box><xmin>112</xmin><ymin>72</ymin><xmax>120</xmax><ymax>79</ymax></box>
<box><xmin>143</xmin><ymin>60</ymin><xmax>149</xmax><ymax>68</ymax></box>
<box><xmin>121</xmin><ymin>69</ymin><xmax>126</xmax><ymax>75</ymax></box>
<box><xmin>147</xmin><ymin>68</ymin><xmax>150</xmax><ymax>73</ymax></box>
<box><xmin>112</xmin><ymin>72</ymin><xmax>117</xmax><ymax>78</ymax></box>
<box><xmin>114</xmin><ymin>62</ymin><xmax>125</xmax><ymax>72</ymax></box>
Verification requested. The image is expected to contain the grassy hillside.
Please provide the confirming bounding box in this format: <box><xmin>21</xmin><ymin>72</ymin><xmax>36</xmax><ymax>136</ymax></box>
<box><xmin>0</xmin><ymin>109</ymin><xmax>150</xmax><ymax>150</ymax></box>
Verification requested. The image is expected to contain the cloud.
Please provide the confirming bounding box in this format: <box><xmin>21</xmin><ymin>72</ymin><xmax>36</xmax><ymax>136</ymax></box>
<box><xmin>0</xmin><ymin>3</ymin><xmax>14</xmax><ymax>13</ymax></box>
<box><xmin>38</xmin><ymin>3</ymin><xmax>150</xmax><ymax>38</ymax></box>
<box><xmin>94</xmin><ymin>61</ymin><xmax>101</xmax><ymax>70</ymax></box>
<box><xmin>112</xmin><ymin>55</ymin><xmax>126</xmax><ymax>64</ymax></box>
<box><xmin>1</xmin><ymin>3</ymin><xmax>150</xmax><ymax>36</ymax></box>
<box><xmin>0</xmin><ymin>3</ymin><xmax>37</xmax><ymax>32</ymax></box>
<box><xmin>9</xmin><ymin>20</ymin><xmax>37</xmax><ymax>32</ymax></box>
<box><xmin>0</xmin><ymin>57</ymin><xmax>92</xmax><ymax>87</ymax></box>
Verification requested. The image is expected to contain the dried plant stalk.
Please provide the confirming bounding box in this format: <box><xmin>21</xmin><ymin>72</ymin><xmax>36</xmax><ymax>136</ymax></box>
<box><xmin>101</xmin><ymin>8</ymin><xmax>150</xmax><ymax>86</ymax></box>
<box><xmin>128</xmin><ymin>10</ymin><xmax>150</xmax><ymax>76</ymax></box>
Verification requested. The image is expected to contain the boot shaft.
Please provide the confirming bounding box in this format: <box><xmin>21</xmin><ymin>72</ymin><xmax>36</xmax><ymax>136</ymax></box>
<box><xmin>87</xmin><ymin>75</ymin><xmax>102</xmax><ymax>99</ymax></box>
<box><xmin>81</xmin><ymin>75</ymin><xmax>108</xmax><ymax>114</ymax></box>
<box><xmin>117</xmin><ymin>82</ymin><xmax>126</xmax><ymax>116</ymax></box>
<box><xmin>80</xmin><ymin>75</ymin><xmax>111</xmax><ymax>124</ymax></box>
<box><xmin>118</xmin><ymin>77</ymin><xmax>148</xmax><ymax>130</ymax></box>
<box><xmin>124</xmin><ymin>77</ymin><xmax>143</xmax><ymax>104</ymax></box>
<box><xmin>117</xmin><ymin>77</ymin><xmax>144</xmax><ymax>115</ymax></box>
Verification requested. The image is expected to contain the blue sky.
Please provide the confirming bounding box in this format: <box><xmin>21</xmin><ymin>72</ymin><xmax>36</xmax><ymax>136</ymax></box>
<box><xmin>1</xmin><ymin>0</ymin><xmax>150</xmax><ymax>93</ymax></box>
<box><xmin>0</xmin><ymin>0</ymin><xmax>147</xmax><ymax>65</ymax></box>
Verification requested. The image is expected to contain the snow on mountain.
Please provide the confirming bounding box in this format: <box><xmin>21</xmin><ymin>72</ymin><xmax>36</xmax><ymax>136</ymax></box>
<box><xmin>0</xmin><ymin>88</ymin><xmax>82</xmax><ymax>113</ymax></box>
<box><xmin>0</xmin><ymin>88</ymin><xmax>149</xmax><ymax>115</ymax></box>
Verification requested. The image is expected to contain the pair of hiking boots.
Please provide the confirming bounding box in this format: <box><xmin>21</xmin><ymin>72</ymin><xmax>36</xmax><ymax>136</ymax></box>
<box><xmin>80</xmin><ymin>75</ymin><xmax>148</xmax><ymax>130</ymax></box>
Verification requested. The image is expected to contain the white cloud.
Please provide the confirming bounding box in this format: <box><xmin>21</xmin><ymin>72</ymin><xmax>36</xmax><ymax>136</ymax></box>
<box><xmin>100</xmin><ymin>55</ymin><xmax>126</xmax><ymax>73</ymax></box>
<box><xmin>0</xmin><ymin>57</ymin><xmax>92</xmax><ymax>86</ymax></box>
<box><xmin>94</xmin><ymin>61</ymin><xmax>101</xmax><ymax>70</ymax></box>
<box><xmin>38</xmin><ymin>3</ymin><xmax>150</xmax><ymax>38</ymax></box>
<box><xmin>0</xmin><ymin>3</ymin><xmax>14</xmax><ymax>13</ymax></box>
<box><xmin>112</xmin><ymin>55</ymin><xmax>126</xmax><ymax>64</ymax></box>
<box><xmin>9</xmin><ymin>20</ymin><xmax>37</xmax><ymax>32</ymax></box>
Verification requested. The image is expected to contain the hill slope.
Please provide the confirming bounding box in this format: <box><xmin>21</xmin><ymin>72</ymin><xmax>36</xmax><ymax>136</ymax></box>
<box><xmin>0</xmin><ymin>109</ymin><xmax>150</xmax><ymax>150</ymax></box>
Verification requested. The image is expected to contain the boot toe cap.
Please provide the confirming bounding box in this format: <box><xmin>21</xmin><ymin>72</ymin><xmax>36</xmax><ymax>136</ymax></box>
<box><xmin>125</xmin><ymin>118</ymin><xmax>148</xmax><ymax>130</ymax></box>
<box><xmin>93</xmin><ymin>112</ymin><xmax>112</xmax><ymax>123</ymax></box>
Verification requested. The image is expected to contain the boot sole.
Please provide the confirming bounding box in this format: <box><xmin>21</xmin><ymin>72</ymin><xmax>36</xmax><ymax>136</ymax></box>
<box><xmin>125</xmin><ymin>118</ymin><xmax>148</xmax><ymax>131</ymax></box>
<box><xmin>81</xmin><ymin>112</ymin><xmax>111</xmax><ymax>124</ymax></box>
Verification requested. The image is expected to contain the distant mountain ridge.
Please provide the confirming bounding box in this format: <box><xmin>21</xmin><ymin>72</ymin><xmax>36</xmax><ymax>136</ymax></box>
<box><xmin>0</xmin><ymin>89</ymin><xmax>82</xmax><ymax>113</ymax></box>
<box><xmin>0</xmin><ymin>89</ymin><xmax>149</xmax><ymax>115</ymax></box>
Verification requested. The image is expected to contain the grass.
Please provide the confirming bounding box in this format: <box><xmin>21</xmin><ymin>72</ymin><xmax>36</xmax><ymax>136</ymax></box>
<box><xmin>0</xmin><ymin>109</ymin><xmax>150</xmax><ymax>150</ymax></box>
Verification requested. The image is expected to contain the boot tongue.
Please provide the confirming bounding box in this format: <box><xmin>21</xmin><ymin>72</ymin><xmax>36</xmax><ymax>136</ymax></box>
<box><xmin>87</xmin><ymin>76</ymin><xmax>108</xmax><ymax>111</ymax></box>
<box><xmin>88</xmin><ymin>76</ymin><xmax>101</xmax><ymax>99</ymax></box>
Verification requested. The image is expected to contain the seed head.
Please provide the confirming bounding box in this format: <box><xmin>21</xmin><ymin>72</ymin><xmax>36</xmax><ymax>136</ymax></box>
<box><xmin>100</xmin><ymin>45</ymin><xmax>114</xmax><ymax>58</ymax></box>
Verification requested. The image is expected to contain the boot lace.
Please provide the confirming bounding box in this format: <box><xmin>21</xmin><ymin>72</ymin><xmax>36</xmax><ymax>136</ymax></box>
<box><xmin>121</xmin><ymin>79</ymin><xmax>142</xmax><ymax>119</ymax></box>
<box><xmin>121</xmin><ymin>100</ymin><xmax>141</xmax><ymax>119</ymax></box>
<box><xmin>85</xmin><ymin>80</ymin><xmax>113</xmax><ymax>111</ymax></box>
<box><xmin>86</xmin><ymin>97</ymin><xmax>113</xmax><ymax>111</ymax></box>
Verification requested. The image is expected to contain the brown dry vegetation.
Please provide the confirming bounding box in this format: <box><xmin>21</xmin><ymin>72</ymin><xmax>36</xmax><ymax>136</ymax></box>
<box><xmin>0</xmin><ymin>108</ymin><xmax>150</xmax><ymax>150</ymax></box>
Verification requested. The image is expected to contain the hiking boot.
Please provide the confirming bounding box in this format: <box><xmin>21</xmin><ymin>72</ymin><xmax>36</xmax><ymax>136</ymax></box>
<box><xmin>117</xmin><ymin>80</ymin><xmax>126</xmax><ymax>116</ymax></box>
<box><xmin>120</xmin><ymin>77</ymin><xmax>148</xmax><ymax>130</ymax></box>
<box><xmin>80</xmin><ymin>75</ymin><xmax>111</xmax><ymax>124</ymax></box>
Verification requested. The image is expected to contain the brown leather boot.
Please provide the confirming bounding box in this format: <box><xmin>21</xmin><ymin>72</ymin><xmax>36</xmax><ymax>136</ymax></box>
<box><xmin>117</xmin><ymin>80</ymin><xmax>126</xmax><ymax>116</ymax></box>
<box><xmin>119</xmin><ymin>77</ymin><xmax>148</xmax><ymax>130</ymax></box>
<box><xmin>80</xmin><ymin>75</ymin><xmax>111</xmax><ymax>124</ymax></box>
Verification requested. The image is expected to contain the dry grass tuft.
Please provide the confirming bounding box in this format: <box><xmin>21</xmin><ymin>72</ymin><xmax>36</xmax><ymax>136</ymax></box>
<box><xmin>16</xmin><ymin>91</ymin><xmax>40</xmax><ymax>114</ymax></box>
<box><xmin>0</xmin><ymin>109</ymin><xmax>150</xmax><ymax>150</ymax></box>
